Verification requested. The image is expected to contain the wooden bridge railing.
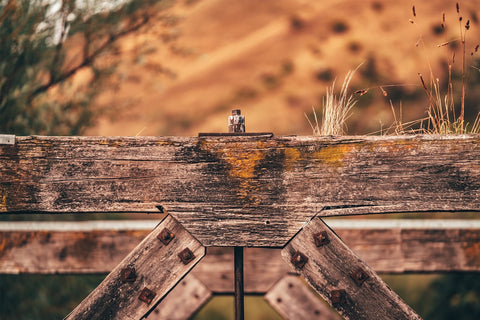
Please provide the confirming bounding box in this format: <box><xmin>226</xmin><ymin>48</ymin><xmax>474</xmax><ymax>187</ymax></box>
<box><xmin>2</xmin><ymin>134</ymin><xmax>480</xmax><ymax>319</ymax></box>
<box><xmin>2</xmin><ymin>219</ymin><xmax>479</xmax><ymax>275</ymax></box>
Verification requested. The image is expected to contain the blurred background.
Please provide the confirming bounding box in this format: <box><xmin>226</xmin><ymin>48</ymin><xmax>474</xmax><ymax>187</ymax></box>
<box><xmin>2</xmin><ymin>0</ymin><xmax>480</xmax><ymax>136</ymax></box>
<box><xmin>1</xmin><ymin>0</ymin><xmax>480</xmax><ymax>319</ymax></box>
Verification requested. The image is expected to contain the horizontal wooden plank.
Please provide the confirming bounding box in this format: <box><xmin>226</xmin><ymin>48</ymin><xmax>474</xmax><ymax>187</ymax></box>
<box><xmin>1</xmin><ymin>220</ymin><xmax>479</xmax><ymax>281</ymax></box>
<box><xmin>282</xmin><ymin>217</ymin><xmax>420</xmax><ymax>320</ymax></box>
<box><xmin>2</xmin><ymin>135</ymin><xmax>480</xmax><ymax>246</ymax></box>
<box><xmin>265</xmin><ymin>274</ymin><xmax>341</xmax><ymax>320</ymax></box>
<box><xmin>64</xmin><ymin>215</ymin><xmax>205</xmax><ymax>320</ymax></box>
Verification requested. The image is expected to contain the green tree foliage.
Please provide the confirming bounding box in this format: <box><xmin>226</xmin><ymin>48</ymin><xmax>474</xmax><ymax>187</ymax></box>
<box><xmin>0</xmin><ymin>1</ymin><xmax>165</xmax><ymax>318</ymax></box>
<box><xmin>0</xmin><ymin>274</ymin><xmax>104</xmax><ymax>319</ymax></box>
<box><xmin>0</xmin><ymin>0</ymin><xmax>160</xmax><ymax>135</ymax></box>
<box><xmin>422</xmin><ymin>273</ymin><xmax>480</xmax><ymax>320</ymax></box>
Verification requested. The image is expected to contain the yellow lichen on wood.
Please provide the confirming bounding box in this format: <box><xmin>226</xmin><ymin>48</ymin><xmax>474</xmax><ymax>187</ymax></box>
<box><xmin>373</xmin><ymin>140</ymin><xmax>417</xmax><ymax>154</ymax></box>
<box><xmin>222</xmin><ymin>146</ymin><xmax>266</xmax><ymax>180</ymax></box>
<box><xmin>0</xmin><ymin>186</ymin><xmax>6</xmax><ymax>212</ymax></box>
<box><xmin>201</xmin><ymin>140</ymin><xmax>268</xmax><ymax>203</ymax></box>
<box><xmin>314</xmin><ymin>144</ymin><xmax>358</xmax><ymax>167</ymax></box>
<box><xmin>222</xmin><ymin>142</ymin><xmax>267</xmax><ymax>203</ymax></box>
<box><xmin>284</xmin><ymin>147</ymin><xmax>301</xmax><ymax>171</ymax></box>
<box><xmin>155</xmin><ymin>141</ymin><xmax>175</xmax><ymax>146</ymax></box>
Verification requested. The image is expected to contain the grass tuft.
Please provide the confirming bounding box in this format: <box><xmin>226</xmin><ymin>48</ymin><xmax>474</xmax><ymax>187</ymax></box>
<box><xmin>403</xmin><ymin>2</ymin><xmax>479</xmax><ymax>134</ymax></box>
<box><xmin>305</xmin><ymin>66</ymin><xmax>359</xmax><ymax>135</ymax></box>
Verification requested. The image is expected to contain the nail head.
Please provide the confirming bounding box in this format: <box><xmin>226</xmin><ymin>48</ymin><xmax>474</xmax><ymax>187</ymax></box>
<box><xmin>291</xmin><ymin>251</ymin><xmax>308</xmax><ymax>269</ymax></box>
<box><xmin>178</xmin><ymin>248</ymin><xmax>196</xmax><ymax>264</ymax></box>
<box><xmin>331</xmin><ymin>289</ymin><xmax>346</xmax><ymax>305</ymax></box>
<box><xmin>157</xmin><ymin>228</ymin><xmax>175</xmax><ymax>245</ymax></box>
<box><xmin>139</xmin><ymin>287</ymin><xmax>156</xmax><ymax>305</ymax></box>
<box><xmin>120</xmin><ymin>266</ymin><xmax>136</xmax><ymax>283</ymax></box>
<box><xmin>314</xmin><ymin>231</ymin><xmax>330</xmax><ymax>247</ymax></box>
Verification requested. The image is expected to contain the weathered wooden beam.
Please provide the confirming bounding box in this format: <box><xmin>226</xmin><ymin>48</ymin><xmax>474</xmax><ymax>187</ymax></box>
<box><xmin>1</xmin><ymin>135</ymin><xmax>480</xmax><ymax>246</ymax></box>
<box><xmin>265</xmin><ymin>274</ymin><xmax>341</xmax><ymax>320</ymax></box>
<box><xmin>148</xmin><ymin>274</ymin><xmax>212</xmax><ymax>320</ymax></box>
<box><xmin>1</xmin><ymin>220</ymin><xmax>480</xmax><ymax>278</ymax></box>
<box><xmin>64</xmin><ymin>215</ymin><xmax>205</xmax><ymax>320</ymax></box>
<box><xmin>0</xmin><ymin>221</ymin><xmax>153</xmax><ymax>274</ymax></box>
<box><xmin>282</xmin><ymin>217</ymin><xmax>421</xmax><ymax>320</ymax></box>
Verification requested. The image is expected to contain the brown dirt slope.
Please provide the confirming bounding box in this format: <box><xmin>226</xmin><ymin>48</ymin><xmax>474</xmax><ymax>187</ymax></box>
<box><xmin>82</xmin><ymin>0</ymin><xmax>480</xmax><ymax>136</ymax></box>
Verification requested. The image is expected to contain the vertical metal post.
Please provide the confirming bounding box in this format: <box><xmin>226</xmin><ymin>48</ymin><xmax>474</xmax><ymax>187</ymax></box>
<box><xmin>229</xmin><ymin>109</ymin><xmax>245</xmax><ymax>320</ymax></box>
<box><xmin>234</xmin><ymin>247</ymin><xmax>244</xmax><ymax>320</ymax></box>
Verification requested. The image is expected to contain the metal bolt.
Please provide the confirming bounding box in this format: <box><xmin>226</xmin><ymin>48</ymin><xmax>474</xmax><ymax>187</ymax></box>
<box><xmin>313</xmin><ymin>231</ymin><xmax>330</xmax><ymax>247</ymax></box>
<box><xmin>351</xmin><ymin>268</ymin><xmax>369</xmax><ymax>286</ymax></box>
<box><xmin>331</xmin><ymin>289</ymin><xmax>346</xmax><ymax>305</ymax></box>
<box><xmin>228</xmin><ymin>109</ymin><xmax>245</xmax><ymax>133</ymax></box>
<box><xmin>138</xmin><ymin>287</ymin><xmax>156</xmax><ymax>305</ymax></box>
<box><xmin>178</xmin><ymin>248</ymin><xmax>196</xmax><ymax>265</ymax></box>
<box><xmin>157</xmin><ymin>228</ymin><xmax>175</xmax><ymax>245</ymax></box>
<box><xmin>291</xmin><ymin>251</ymin><xmax>308</xmax><ymax>269</ymax></box>
<box><xmin>120</xmin><ymin>266</ymin><xmax>136</xmax><ymax>283</ymax></box>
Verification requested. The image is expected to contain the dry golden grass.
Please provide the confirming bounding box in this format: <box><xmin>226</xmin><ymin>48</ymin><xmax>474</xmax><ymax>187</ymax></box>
<box><xmin>305</xmin><ymin>66</ymin><xmax>358</xmax><ymax>135</ymax></box>
<box><xmin>409</xmin><ymin>2</ymin><xmax>480</xmax><ymax>134</ymax></box>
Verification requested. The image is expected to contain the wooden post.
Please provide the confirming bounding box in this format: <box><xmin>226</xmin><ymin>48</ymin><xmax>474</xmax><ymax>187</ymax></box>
<box><xmin>282</xmin><ymin>217</ymin><xmax>421</xmax><ymax>320</ymax></box>
<box><xmin>64</xmin><ymin>215</ymin><xmax>205</xmax><ymax>320</ymax></box>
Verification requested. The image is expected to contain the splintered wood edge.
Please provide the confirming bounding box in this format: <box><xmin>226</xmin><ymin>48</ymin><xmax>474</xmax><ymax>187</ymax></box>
<box><xmin>281</xmin><ymin>217</ymin><xmax>421</xmax><ymax>320</ymax></box>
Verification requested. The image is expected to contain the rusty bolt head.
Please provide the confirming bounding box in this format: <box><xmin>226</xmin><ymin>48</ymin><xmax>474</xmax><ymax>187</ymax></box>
<box><xmin>331</xmin><ymin>289</ymin><xmax>346</xmax><ymax>305</ymax></box>
<box><xmin>138</xmin><ymin>287</ymin><xmax>156</xmax><ymax>305</ymax></box>
<box><xmin>291</xmin><ymin>251</ymin><xmax>308</xmax><ymax>269</ymax></box>
<box><xmin>351</xmin><ymin>268</ymin><xmax>369</xmax><ymax>287</ymax></box>
<box><xmin>157</xmin><ymin>228</ymin><xmax>175</xmax><ymax>245</ymax></box>
<box><xmin>120</xmin><ymin>266</ymin><xmax>136</xmax><ymax>283</ymax></box>
<box><xmin>178</xmin><ymin>248</ymin><xmax>196</xmax><ymax>265</ymax></box>
<box><xmin>313</xmin><ymin>231</ymin><xmax>330</xmax><ymax>247</ymax></box>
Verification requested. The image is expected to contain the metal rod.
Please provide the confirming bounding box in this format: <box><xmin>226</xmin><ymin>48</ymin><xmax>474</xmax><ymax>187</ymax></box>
<box><xmin>229</xmin><ymin>110</ymin><xmax>245</xmax><ymax>320</ymax></box>
<box><xmin>234</xmin><ymin>246</ymin><xmax>244</xmax><ymax>320</ymax></box>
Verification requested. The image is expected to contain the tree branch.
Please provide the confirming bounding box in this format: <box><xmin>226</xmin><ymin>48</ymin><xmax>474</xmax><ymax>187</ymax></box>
<box><xmin>28</xmin><ymin>13</ymin><xmax>150</xmax><ymax>102</ymax></box>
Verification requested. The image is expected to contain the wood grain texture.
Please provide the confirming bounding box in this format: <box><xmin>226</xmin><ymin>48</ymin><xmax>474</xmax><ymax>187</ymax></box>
<box><xmin>1</xmin><ymin>220</ymin><xmax>480</xmax><ymax>277</ymax></box>
<box><xmin>265</xmin><ymin>274</ymin><xmax>341</xmax><ymax>320</ymax></box>
<box><xmin>2</xmin><ymin>134</ymin><xmax>480</xmax><ymax>246</ymax></box>
<box><xmin>282</xmin><ymin>217</ymin><xmax>421</xmax><ymax>320</ymax></box>
<box><xmin>148</xmin><ymin>274</ymin><xmax>211</xmax><ymax>320</ymax></box>
<box><xmin>0</xmin><ymin>222</ymin><xmax>149</xmax><ymax>274</ymax></box>
<box><xmin>64</xmin><ymin>215</ymin><xmax>205</xmax><ymax>320</ymax></box>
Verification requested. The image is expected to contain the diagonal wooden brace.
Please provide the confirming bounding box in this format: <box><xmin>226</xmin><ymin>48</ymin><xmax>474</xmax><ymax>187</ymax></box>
<box><xmin>281</xmin><ymin>217</ymin><xmax>421</xmax><ymax>320</ymax></box>
<box><xmin>265</xmin><ymin>274</ymin><xmax>341</xmax><ymax>320</ymax></box>
<box><xmin>149</xmin><ymin>274</ymin><xmax>212</xmax><ymax>320</ymax></box>
<box><xmin>64</xmin><ymin>214</ymin><xmax>205</xmax><ymax>320</ymax></box>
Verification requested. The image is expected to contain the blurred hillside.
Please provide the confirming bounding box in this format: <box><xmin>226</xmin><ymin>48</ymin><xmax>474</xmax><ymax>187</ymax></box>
<box><xmin>72</xmin><ymin>0</ymin><xmax>480</xmax><ymax>136</ymax></box>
